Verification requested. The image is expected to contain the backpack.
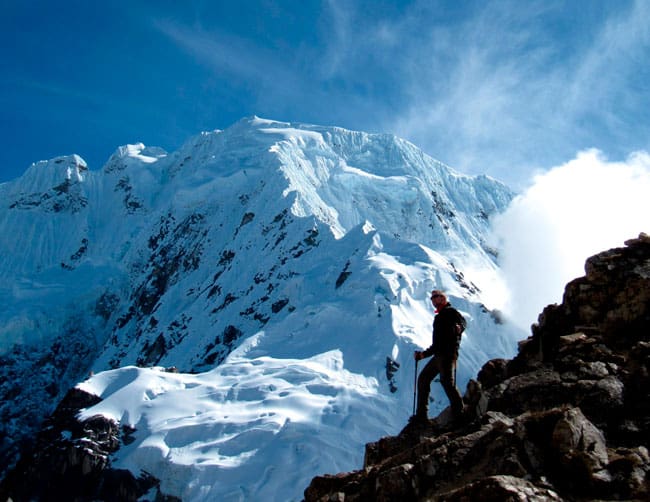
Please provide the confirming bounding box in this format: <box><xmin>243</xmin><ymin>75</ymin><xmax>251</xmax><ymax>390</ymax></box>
<box><xmin>454</xmin><ymin>310</ymin><xmax>467</xmax><ymax>337</ymax></box>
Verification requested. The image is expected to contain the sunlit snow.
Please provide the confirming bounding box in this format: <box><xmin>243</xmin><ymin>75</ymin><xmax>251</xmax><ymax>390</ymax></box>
<box><xmin>1</xmin><ymin>117</ymin><xmax>524</xmax><ymax>500</ymax></box>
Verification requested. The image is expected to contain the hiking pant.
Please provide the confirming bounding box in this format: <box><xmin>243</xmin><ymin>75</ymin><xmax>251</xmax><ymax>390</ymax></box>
<box><xmin>416</xmin><ymin>354</ymin><xmax>463</xmax><ymax>418</ymax></box>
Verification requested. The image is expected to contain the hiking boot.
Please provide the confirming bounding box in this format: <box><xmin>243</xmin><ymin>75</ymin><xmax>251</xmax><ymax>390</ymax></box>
<box><xmin>451</xmin><ymin>405</ymin><xmax>468</xmax><ymax>424</ymax></box>
<box><xmin>409</xmin><ymin>414</ymin><xmax>428</xmax><ymax>425</ymax></box>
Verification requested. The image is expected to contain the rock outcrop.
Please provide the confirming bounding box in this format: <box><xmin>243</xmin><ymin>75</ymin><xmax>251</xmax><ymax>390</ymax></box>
<box><xmin>305</xmin><ymin>234</ymin><xmax>650</xmax><ymax>501</ymax></box>
<box><xmin>0</xmin><ymin>387</ymin><xmax>178</xmax><ymax>502</ymax></box>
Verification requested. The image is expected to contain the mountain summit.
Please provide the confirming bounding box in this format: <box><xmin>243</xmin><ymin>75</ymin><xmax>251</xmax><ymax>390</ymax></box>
<box><xmin>0</xmin><ymin>117</ymin><xmax>522</xmax><ymax>499</ymax></box>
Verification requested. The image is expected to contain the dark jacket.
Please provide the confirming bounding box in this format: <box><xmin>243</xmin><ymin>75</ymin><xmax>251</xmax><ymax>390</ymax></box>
<box><xmin>422</xmin><ymin>303</ymin><xmax>463</xmax><ymax>359</ymax></box>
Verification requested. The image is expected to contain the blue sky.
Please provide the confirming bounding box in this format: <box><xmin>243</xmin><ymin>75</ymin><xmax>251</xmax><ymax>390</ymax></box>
<box><xmin>1</xmin><ymin>0</ymin><xmax>649</xmax><ymax>188</ymax></box>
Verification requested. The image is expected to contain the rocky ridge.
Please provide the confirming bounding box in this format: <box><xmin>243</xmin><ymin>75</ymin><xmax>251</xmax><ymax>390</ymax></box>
<box><xmin>0</xmin><ymin>385</ymin><xmax>177</xmax><ymax>501</ymax></box>
<box><xmin>305</xmin><ymin>233</ymin><xmax>650</xmax><ymax>501</ymax></box>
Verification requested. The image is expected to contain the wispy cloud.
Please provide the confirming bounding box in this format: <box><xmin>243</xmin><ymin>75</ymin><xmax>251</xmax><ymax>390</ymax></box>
<box><xmin>153</xmin><ymin>19</ymin><xmax>298</xmax><ymax>91</ymax></box>
<box><xmin>151</xmin><ymin>9</ymin><xmax>394</xmax><ymax>127</ymax></box>
<box><xmin>563</xmin><ymin>0</ymin><xmax>650</xmax><ymax>130</ymax></box>
<box><xmin>152</xmin><ymin>1</ymin><xmax>649</xmax><ymax>189</ymax></box>
<box><xmin>380</xmin><ymin>0</ymin><xmax>650</xmax><ymax>186</ymax></box>
<box><xmin>302</xmin><ymin>1</ymin><xmax>569</xmax><ymax>182</ymax></box>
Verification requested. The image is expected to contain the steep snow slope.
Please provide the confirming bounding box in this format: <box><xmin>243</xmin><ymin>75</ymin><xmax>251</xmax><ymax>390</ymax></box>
<box><xmin>90</xmin><ymin>117</ymin><xmax>513</xmax><ymax>374</ymax></box>
<box><xmin>0</xmin><ymin>117</ymin><xmax>522</xmax><ymax>496</ymax></box>
<box><xmin>77</xmin><ymin>227</ymin><xmax>522</xmax><ymax>501</ymax></box>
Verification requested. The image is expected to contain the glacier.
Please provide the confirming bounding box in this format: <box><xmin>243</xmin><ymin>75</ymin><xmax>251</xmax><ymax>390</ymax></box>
<box><xmin>0</xmin><ymin>117</ymin><xmax>524</xmax><ymax>500</ymax></box>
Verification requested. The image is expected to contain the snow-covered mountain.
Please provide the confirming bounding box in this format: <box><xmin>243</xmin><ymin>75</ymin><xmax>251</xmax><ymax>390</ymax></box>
<box><xmin>0</xmin><ymin>117</ymin><xmax>524</xmax><ymax>500</ymax></box>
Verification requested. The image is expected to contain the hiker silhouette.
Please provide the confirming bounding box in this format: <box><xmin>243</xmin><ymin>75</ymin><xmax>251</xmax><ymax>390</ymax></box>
<box><xmin>412</xmin><ymin>290</ymin><xmax>464</xmax><ymax>423</ymax></box>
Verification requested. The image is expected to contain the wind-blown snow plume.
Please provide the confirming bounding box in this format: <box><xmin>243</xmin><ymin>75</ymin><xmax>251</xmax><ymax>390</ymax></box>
<box><xmin>491</xmin><ymin>149</ymin><xmax>650</xmax><ymax>329</ymax></box>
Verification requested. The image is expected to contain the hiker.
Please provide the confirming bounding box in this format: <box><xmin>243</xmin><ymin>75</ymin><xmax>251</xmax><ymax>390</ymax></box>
<box><xmin>412</xmin><ymin>290</ymin><xmax>465</xmax><ymax>422</ymax></box>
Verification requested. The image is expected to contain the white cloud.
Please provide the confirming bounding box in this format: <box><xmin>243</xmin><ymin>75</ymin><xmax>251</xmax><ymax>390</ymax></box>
<box><xmin>491</xmin><ymin>149</ymin><xmax>650</xmax><ymax>330</ymax></box>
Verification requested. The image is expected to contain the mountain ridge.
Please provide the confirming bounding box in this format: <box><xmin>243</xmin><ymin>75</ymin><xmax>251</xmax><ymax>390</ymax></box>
<box><xmin>0</xmin><ymin>117</ymin><xmax>522</xmax><ymax>498</ymax></box>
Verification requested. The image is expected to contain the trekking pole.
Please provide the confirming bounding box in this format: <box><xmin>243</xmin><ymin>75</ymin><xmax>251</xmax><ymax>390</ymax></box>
<box><xmin>412</xmin><ymin>358</ymin><xmax>419</xmax><ymax>416</ymax></box>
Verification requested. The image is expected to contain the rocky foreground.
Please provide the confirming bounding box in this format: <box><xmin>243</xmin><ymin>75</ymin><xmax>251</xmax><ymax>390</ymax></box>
<box><xmin>1</xmin><ymin>235</ymin><xmax>648</xmax><ymax>501</ymax></box>
<box><xmin>305</xmin><ymin>234</ymin><xmax>650</xmax><ymax>501</ymax></box>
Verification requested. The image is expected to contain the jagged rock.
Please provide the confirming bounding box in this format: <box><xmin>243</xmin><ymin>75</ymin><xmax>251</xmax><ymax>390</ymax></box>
<box><xmin>433</xmin><ymin>475</ymin><xmax>563</xmax><ymax>501</ymax></box>
<box><xmin>305</xmin><ymin>235</ymin><xmax>650</xmax><ymax>501</ymax></box>
<box><xmin>0</xmin><ymin>387</ymin><xmax>176</xmax><ymax>502</ymax></box>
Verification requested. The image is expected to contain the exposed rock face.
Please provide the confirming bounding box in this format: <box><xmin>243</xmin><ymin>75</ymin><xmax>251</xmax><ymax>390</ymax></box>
<box><xmin>305</xmin><ymin>234</ymin><xmax>650</xmax><ymax>501</ymax></box>
<box><xmin>0</xmin><ymin>387</ymin><xmax>178</xmax><ymax>502</ymax></box>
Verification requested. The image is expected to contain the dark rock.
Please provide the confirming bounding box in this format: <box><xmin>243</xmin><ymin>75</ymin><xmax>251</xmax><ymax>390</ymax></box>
<box><xmin>0</xmin><ymin>387</ymin><xmax>174</xmax><ymax>501</ymax></box>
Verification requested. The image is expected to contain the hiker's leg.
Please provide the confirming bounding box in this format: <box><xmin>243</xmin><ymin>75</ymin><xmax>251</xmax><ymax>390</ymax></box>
<box><xmin>416</xmin><ymin>357</ymin><xmax>439</xmax><ymax>418</ymax></box>
<box><xmin>440</xmin><ymin>356</ymin><xmax>463</xmax><ymax>415</ymax></box>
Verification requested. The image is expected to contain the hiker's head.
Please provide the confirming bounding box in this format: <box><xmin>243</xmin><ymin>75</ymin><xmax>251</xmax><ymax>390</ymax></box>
<box><xmin>430</xmin><ymin>290</ymin><xmax>447</xmax><ymax>307</ymax></box>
